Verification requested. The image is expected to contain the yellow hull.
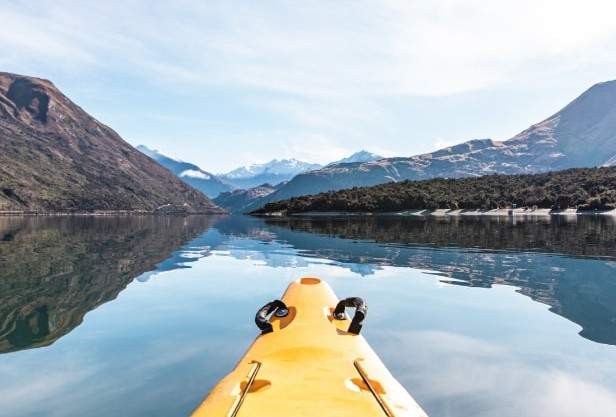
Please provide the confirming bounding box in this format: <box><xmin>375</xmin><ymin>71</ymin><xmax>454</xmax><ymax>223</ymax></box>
<box><xmin>191</xmin><ymin>277</ymin><xmax>428</xmax><ymax>417</ymax></box>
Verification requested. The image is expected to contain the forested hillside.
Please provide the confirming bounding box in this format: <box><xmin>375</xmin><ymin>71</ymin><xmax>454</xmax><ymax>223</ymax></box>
<box><xmin>253</xmin><ymin>167</ymin><xmax>616</xmax><ymax>214</ymax></box>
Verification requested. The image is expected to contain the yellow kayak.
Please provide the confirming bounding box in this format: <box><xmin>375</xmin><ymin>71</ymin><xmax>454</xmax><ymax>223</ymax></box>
<box><xmin>191</xmin><ymin>277</ymin><xmax>429</xmax><ymax>417</ymax></box>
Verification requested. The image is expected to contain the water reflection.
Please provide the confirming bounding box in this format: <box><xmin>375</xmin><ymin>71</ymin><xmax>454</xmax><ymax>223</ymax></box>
<box><xmin>2</xmin><ymin>214</ymin><xmax>615</xmax><ymax>352</ymax></box>
<box><xmin>232</xmin><ymin>215</ymin><xmax>616</xmax><ymax>345</ymax></box>
<box><xmin>0</xmin><ymin>216</ymin><xmax>220</xmax><ymax>353</ymax></box>
<box><xmin>1</xmin><ymin>215</ymin><xmax>615</xmax><ymax>417</ymax></box>
<box><xmin>263</xmin><ymin>215</ymin><xmax>616</xmax><ymax>258</ymax></box>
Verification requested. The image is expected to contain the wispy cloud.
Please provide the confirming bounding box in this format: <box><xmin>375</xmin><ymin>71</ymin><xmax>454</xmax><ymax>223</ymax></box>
<box><xmin>3</xmin><ymin>1</ymin><xmax>616</xmax><ymax>170</ymax></box>
<box><xmin>4</xmin><ymin>1</ymin><xmax>616</xmax><ymax>95</ymax></box>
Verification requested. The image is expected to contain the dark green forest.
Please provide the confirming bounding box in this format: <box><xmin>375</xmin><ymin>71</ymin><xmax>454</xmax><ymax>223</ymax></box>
<box><xmin>253</xmin><ymin>167</ymin><xmax>616</xmax><ymax>214</ymax></box>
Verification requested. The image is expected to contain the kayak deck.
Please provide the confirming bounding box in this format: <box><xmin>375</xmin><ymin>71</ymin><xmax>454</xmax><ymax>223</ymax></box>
<box><xmin>191</xmin><ymin>277</ymin><xmax>428</xmax><ymax>417</ymax></box>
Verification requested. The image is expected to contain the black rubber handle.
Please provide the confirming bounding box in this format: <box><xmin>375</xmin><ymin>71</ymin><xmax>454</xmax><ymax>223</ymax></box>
<box><xmin>255</xmin><ymin>299</ymin><xmax>288</xmax><ymax>334</ymax></box>
<box><xmin>333</xmin><ymin>297</ymin><xmax>368</xmax><ymax>335</ymax></box>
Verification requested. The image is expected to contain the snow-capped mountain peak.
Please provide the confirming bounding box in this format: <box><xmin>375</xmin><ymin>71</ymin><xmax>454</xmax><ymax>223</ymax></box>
<box><xmin>327</xmin><ymin>150</ymin><xmax>383</xmax><ymax>166</ymax></box>
<box><xmin>221</xmin><ymin>158</ymin><xmax>322</xmax><ymax>179</ymax></box>
<box><xmin>219</xmin><ymin>158</ymin><xmax>323</xmax><ymax>189</ymax></box>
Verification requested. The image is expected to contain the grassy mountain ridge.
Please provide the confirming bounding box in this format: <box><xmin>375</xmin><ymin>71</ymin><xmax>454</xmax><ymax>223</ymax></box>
<box><xmin>253</xmin><ymin>166</ymin><xmax>616</xmax><ymax>214</ymax></box>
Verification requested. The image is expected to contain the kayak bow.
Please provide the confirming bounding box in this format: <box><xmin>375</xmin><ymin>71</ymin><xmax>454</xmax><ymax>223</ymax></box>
<box><xmin>191</xmin><ymin>277</ymin><xmax>428</xmax><ymax>417</ymax></box>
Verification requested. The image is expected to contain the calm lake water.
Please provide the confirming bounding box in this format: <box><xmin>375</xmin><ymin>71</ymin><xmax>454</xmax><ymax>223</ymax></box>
<box><xmin>1</xmin><ymin>214</ymin><xmax>615</xmax><ymax>417</ymax></box>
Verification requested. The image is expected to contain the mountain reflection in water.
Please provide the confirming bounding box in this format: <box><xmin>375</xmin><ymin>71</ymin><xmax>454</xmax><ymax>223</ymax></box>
<box><xmin>254</xmin><ymin>215</ymin><xmax>616</xmax><ymax>345</ymax></box>
<box><xmin>2</xmin><ymin>214</ymin><xmax>615</xmax><ymax>354</ymax></box>
<box><xmin>0</xmin><ymin>216</ymin><xmax>219</xmax><ymax>353</ymax></box>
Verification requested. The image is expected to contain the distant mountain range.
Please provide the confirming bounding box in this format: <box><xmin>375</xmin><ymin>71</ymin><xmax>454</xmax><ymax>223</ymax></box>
<box><xmin>135</xmin><ymin>148</ymin><xmax>384</xmax><ymax>211</ymax></box>
<box><xmin>137</xmin><ymin>145</ymin><xmax>234</xmax><ymax>198</ymax></box>
<box><xmin>254</xmin><ymin>80</ymin><xmax>616</xmax><ymax>206</ymax></box>
<box><xmin>212</xmin><ymin>151</ymin><xmax>383</xmax><ymax>212</ymax></box>
<box><xmin>8</xmin><ymin>69</ymin><xmax>614</xmax><ymax>215</ymax></box>
<box><xmin>0</xmin><ymin>72</ymin><xmax>224</xmax><ymax>214</ymax></box>
<box><xmin>145</xmin><ymin>77</ymin><xmax>616</xmax><ymax>214</ymax></box>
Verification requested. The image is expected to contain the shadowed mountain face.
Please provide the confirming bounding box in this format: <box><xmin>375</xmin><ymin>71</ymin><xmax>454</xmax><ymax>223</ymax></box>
<box><xmin>0</xmin><ymin>215</ymin><xmax>220</xmax><ymax>353</ymax></box>
<box><xmin>214</xmin><ymin>182</ymin><xmax>286</xmax><ymax>213</ymax></box>
<box><xmin>260</xmin><ymin>80</ymin><xmax>616</xmax><ymax>205</ymax></box>
<box><xmin>0</xmin><ymin>72</ymin><xmax>225</xmax><ymax>214</ymax></box>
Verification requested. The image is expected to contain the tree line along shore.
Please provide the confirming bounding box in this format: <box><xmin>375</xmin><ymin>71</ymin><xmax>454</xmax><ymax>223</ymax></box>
<box><xmin>252</xmin><ymin>166</ymin><xmax>616</xmax><ymax>215</ymax></box>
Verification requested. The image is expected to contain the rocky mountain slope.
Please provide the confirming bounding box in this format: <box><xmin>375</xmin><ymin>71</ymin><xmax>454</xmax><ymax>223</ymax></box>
<box><xmin>137</xmin><ymin>145</ymin><xmax>234</xmax><ymax>198</ymax></box>
<box><xmin>0</xmin><ymin>72</ymin><xmax>225</xmax><ymax>214</ymax></box>
<box><xmin>260</xmin><ymin>80</ymin><xmax>616</xmax><ymax>205</ymax></box>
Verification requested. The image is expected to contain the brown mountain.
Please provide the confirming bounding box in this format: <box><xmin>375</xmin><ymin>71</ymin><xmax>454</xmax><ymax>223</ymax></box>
<box><xmin>0</xmin><ymin>72</ymin><xmax>225</xmax><ymax>214</ymax></box>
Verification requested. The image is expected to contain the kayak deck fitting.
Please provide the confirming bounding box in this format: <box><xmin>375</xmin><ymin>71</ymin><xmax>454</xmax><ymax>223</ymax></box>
<box><xmin>191</xmin><ymin>277</ymin><xmax>428</xmax><ymax>417</ymax></box>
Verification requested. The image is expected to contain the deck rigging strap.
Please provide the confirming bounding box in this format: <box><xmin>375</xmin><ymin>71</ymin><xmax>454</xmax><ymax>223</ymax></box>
<box><xmin>255</xmin><ymin>299</ymin><xmax>289</xmax><ymax>334</ymax></box>
<box><xmin>333</xmin><ymin>297</ymin><xmax>368</xmax><ymax>334</ymax></box>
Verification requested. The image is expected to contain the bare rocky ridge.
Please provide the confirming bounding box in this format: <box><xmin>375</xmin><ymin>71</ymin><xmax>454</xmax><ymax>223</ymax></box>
<box><xmin>0</xmin><ymin>72</ymin><xmax>225</xmax><ymax>214</ymax></box>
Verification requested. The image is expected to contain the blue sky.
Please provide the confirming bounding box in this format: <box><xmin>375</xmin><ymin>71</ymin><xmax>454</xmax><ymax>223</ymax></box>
<box><xmin>2</xmin><ymin>0</ymin><xmax>616</xmax><ymax>173</ymax></box>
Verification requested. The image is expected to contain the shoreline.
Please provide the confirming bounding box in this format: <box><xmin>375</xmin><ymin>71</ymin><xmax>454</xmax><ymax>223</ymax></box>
<box><xmin>0</xmin><ymin>211</ymin><xmax>228</xmax><ymax>217</ymax></box>
<box><xmin>258</xmin><ymin>208</ymin><xmax>616</xmax><ymax>217</ymax></box>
